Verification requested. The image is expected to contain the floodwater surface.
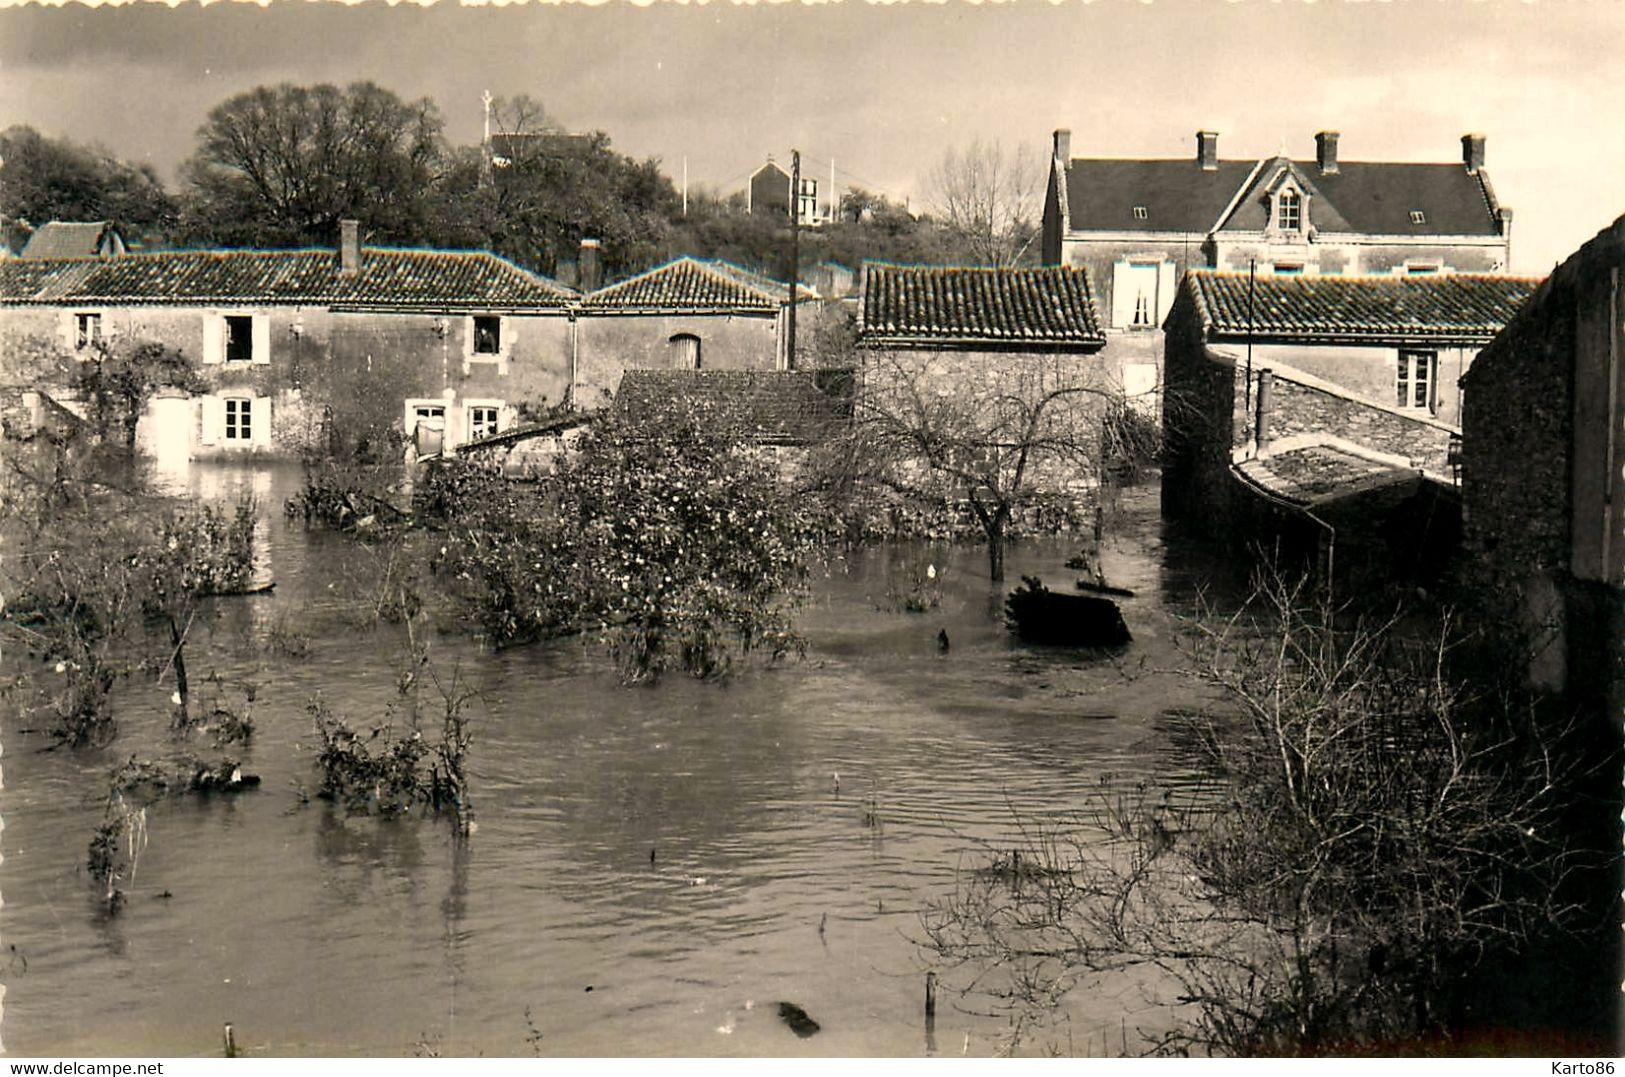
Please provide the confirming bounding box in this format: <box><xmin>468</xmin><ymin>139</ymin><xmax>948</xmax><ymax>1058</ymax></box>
<box><xmin>1</xmin><ymin>465</ymin><xmax>1232</xmax><ymax>1057</ymax></box>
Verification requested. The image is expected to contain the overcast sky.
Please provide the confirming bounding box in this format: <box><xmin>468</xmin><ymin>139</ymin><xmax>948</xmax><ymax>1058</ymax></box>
<box><xmin>1</xmin><ymin>0</ymin><xmax>1619</xmax><ymax>273</ymax></box>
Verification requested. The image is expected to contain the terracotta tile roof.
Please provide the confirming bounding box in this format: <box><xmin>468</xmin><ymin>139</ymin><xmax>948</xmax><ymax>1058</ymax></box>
<box><xmin>612</xmin><ymin>368</ymin><xmax>853</xmax><ymax>444</ymax></box>
<box><xmin>858</xmin><ymin>264</ymin><xmax>1105</xmax><ymax>350</ymax></box>
<box><xmin>1236</xmin><ymin>443</ymin><xmax>1416</xmax><ymax>505</ymax></box>
<box><xmin>581</xmin><ymin>257</ymin><xmax>810</xmax><ymax>311</ymax></box>
<box><xmin>0</xmin><ymin>247</ymin><xmax>574</xmax><ymax>310</ymax></box>
<box><xmin>19</xmin><ymin>221</ymin><xmax>124</xmax><ymax>260</ymax></box>
<box><xmin>1187</xmin><ymin>270</ymin><xmax>1541</xmax><ymax>344</ymax></box>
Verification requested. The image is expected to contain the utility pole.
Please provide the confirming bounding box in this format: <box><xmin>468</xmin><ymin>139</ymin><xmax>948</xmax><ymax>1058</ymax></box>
<box><xmin>788</xmin><ymin>148</ymin><xmax>800</xmax><ymax>371</ymax></box>
<box><xmin>682</xmin><ymin>155</ymin><xmax>689</xmax><ymax>218</ymax></box>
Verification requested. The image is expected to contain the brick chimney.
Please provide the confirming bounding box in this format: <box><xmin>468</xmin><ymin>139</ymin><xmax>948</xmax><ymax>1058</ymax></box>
<box><xmin>339</xmin><ymin>219</ymin><xmax>360</xmax><ymax>277</ymax></box>
<box><xmin>1196</xmin><ymin>131</ymin><xmax>1219</xmax><ymax>171</ymax></box>
<box><xmin>1461</xmin><ymin>133</ymin><xmax>1486</xmax><ymax>174</ymax></box>
<box><xmin>1315</xmin><ymin>131</ymin><xmax>1340</xmax><ymax>174</ymax></box>
<box><xmin>1053</xmin><ymin>128</ymin><xmax>1071</xmax><ymax>164</ymax></box>
<box><xmin>578</xmin><ymin>238</ymin><xmax>602</xmax><ymax>292</ymax></box>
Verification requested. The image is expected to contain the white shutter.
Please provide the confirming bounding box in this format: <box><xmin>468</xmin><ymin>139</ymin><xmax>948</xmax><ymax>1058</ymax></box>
<box><xmin>1110</xmin><ymin>260</ymin><xmax>1134</xmax><ymax>330</ymax></box>
<box><xmin>202</xmin><ymin>315</ymin><xmax>224</xmax><ymax>365</ymax></box>
<box><xmin>1156</xmin><ymin>261</ymin><xmax>1177</xmax><ymax>325</ymax></box>
<box><xmin>251</xmin><ymin>315</ymin><xmax>272</xmax><ymax>365</ymax></box>
<box><xmin>251</xmin><ymin>396</ymin><xmax>272</xmax><ymax>447</ymax></box>
<box><xmin>58</xmin><ymin>311</ymin><xmax>76</xmax><ymax>352</ymax></box>
<box><xmin>200</xmin><ymin>395</ymin><xmax>221</xmax><ymax>445</ymax></box>
<box><xmin>501</xmin><ymin>316</ymin><xmax>516</xmax><ymax>352</ymax></box>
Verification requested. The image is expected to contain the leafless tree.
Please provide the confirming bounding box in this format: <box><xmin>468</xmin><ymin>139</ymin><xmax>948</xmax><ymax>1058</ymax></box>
<box><xmin>921</xmin><ymin>574</ymin><xmax>1594</xmax><ymax>1055</ymax></box>
<box><xmin>856</xmin><ymin>351</ymin><xmax>1115</xmax><ymax>582</ymax></box>
<box><xmin>924</xmin><ymin>138</ymin><xmax>1042</xmax><ymax>267</ymax></box>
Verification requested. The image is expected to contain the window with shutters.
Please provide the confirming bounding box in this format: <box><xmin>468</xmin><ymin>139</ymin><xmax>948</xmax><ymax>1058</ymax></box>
<box><xmin>463</xmin><ymin>315</ymin><xmax>512</xmax><ymax>374</ymax></box>
<box><xmin>1110</xmin><ymin>259</ymin><xmax>1175</xmax><ymax>331</ymax></box>
<box><xmin>225</xmin><ymin>316</ymin><xmax>255</xmax><ymax>363</ymax></box>
<box><xmin>1396</xmin><ymin>350</ymin><xmax>1437</xmax><ymax>413</ymax></box>
<box><xmin>223</xmin><ymin>397</ymin><xmax>253</xmax><ymax>442</ymax></box>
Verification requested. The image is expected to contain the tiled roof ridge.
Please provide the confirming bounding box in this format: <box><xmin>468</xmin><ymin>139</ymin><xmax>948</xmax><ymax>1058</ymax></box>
<box><xmin>1188</xmin><ymin>267</ymin><xmax>1543</xmax><ymax>285</ymax></box>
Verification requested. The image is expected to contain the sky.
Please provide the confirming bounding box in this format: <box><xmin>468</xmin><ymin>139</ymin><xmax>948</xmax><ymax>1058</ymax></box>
<box><xmin>0</xmin><ymin>0</ymin><xmax>1620</xmax><ymax>274</ymax></box>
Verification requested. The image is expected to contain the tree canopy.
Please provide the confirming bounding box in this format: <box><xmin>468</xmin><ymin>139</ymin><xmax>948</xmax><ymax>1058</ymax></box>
<box><xmin>179</xmin><ymin>81</ymin><xmax>447</xmax><ymax>248</ymax></box>
<box><xmin>0</xmin><ymin>125</ymin><xmax>177</xmax><ymax>247</ymax></box>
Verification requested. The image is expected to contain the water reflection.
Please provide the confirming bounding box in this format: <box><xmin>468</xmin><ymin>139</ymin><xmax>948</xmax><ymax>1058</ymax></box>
<box><xmin>2</xmin><ymin>465</ymin><xmax>1229</xmax><ymax>1057</ymax></box>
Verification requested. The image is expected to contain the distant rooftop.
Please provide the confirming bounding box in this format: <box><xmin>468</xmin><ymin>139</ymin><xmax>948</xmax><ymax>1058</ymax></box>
<box><xmin>859</xmin><ymin>263</ymin><xmax>1105</xmax><ymax>351</ymax></box>
<box><xmin>1186</xmin><ymin>270</ymin><xmax>1541</xmax><ymax>344</ymax></box>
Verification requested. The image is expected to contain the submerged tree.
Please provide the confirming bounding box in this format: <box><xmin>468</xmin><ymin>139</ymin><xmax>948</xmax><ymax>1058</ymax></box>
<box><xmin>921</xmin><ymin>577</ymin><xmax>1589</xmax><ymax>1055</ymax></box>
<box><xmin>426</xmin><ymin>397</ymin><xmax>813</xmax><ymax>681</ymax></box>
<box><xmin>855</xmin><ymin>350</ymin><xmax>1113</xmax><ymax>582</ymax></box>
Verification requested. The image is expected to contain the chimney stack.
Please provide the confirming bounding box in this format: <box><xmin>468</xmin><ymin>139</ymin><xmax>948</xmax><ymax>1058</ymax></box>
<box><xmin>1461</xmin><ymin>133</ymin><xmax>1486</xmax><ymax>174</ymax></box>
<box><xmin>1315</xmin><ymin>131</ymin><xmax>1340</xmax><ymax>174</ymax></box>
<box><xmin>339</xmin><ymin>219</ymin><xmax>359</xmax><ymax>277</ymax></box>
<box><xmin>578</xmin><ymin>238</ymin><xmax>602</xmax><ymax>292</ymax></box>
<box><xmin>1196</xmin><ymin>131</ymin><xmax>1219</xmax><ymax>171</ymax></box>
<box><xmin>1053</xmin><ymin>128</ymin><xmax>1071</xmax><ymax>164</ymax></box>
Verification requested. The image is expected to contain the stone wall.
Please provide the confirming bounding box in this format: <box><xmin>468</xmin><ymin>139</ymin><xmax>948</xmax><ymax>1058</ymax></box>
<box><xmin>574</xmin><ymin>310</ymin><xmax>781</xmax><ymax>408</ymax></box>
<box><xmin>1254</xmin><ymin>373</ymin><xmax>1456</xmax><ymax>473</ymax></box>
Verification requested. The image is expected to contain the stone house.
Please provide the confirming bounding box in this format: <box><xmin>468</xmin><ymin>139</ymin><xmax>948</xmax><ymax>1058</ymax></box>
<box><xmin>0</xmin><ymin>222</ymin><xmax>578</xmax><ymax>460</ymax></box>
<box><xmin>1041</xmin><ymin>128</ymin><xmax>1516</xmax><ymax>407</ymax></box>
<box><xmin>1162</xmin><ymin>268</ymin><xmax>1539</xmax><ymax>580</ymax></box>
<box><xmin>1458</xmin><ymin>214</ymin><xmax>1625</xmax><ymax>704</ymax></box>
<box><xmin>19</xmin><ymin>220</ymin><xmax>129</xmax><ymax>260</ymax></box>
<box><xmin>575</xmin><ymin>256</ymin><xmax>812</xmax><ymax>405</ymax></box>
<box><xmin>855</xmin><ymin>262</ymin><xmax>1111</xmax><ymax>497</ymax></box>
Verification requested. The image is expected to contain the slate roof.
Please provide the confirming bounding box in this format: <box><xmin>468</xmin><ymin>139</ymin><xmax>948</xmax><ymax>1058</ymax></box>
<box><xmin>1235</xmin><ymin>443</ymin><xmax>1418</xmax><ymax>506</ymax></box>
<box><xmin>0</xmin><ymin>248</ymin><xmax>575</xmax><ymax>310</ymax></box>
<box><xmin>613</xmin><ymin>368</ymin><xmax>853</xmax><ymax>444</ymax></box>
<box><xmin>1062</xmin><ymin>158</ymin><xmax>1262</xmax><ymax>234</ymax></box>
<box><xmin>858</xmin><ymin>264</ymin><xmax>1105</xmax><ymax>350</ymax></box>
<box><xmin>19</xmin><ymin>221</ymin><xmax>125</xmax><ymax>260</ymax></box>
<box><xmin>1061</xmin><ymin>154</ymin><xmax>1501</xmax><ymax>237</ymax></box>
<box><xmin>581</xmin><ymin>257</ymin><xmax>810</xmax><ymax>311</ymax></box>
<box><xmin>1186</xmin><ymin>270</ymin><xmax>1541</xmax><ymax>344</ymax></box>
<box><xmin>1217</xmin><ymin>159</ymin><xmax>1501</xmax><ymax>237</ymax></box>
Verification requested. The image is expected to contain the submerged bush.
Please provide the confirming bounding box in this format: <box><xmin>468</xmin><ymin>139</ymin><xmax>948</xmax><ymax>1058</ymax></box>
<box><xmin>427</xmin><ymin>398</ymin><xmax>814</xmax><ymax>682</ymax></box>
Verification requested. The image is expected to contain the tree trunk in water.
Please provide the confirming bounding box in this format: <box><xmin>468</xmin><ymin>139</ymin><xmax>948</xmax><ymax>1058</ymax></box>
<box><xmin>168</xmin><ymin>615</ymin><xmax>189</xmax><ymax>722</ymax></box>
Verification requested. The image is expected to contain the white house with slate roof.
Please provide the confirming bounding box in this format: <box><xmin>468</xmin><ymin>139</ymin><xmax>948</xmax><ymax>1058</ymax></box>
<box><xmin>1041</xmin><ymin>129</ymin><xmax>1517</xmax><ymax>409</ymax></box>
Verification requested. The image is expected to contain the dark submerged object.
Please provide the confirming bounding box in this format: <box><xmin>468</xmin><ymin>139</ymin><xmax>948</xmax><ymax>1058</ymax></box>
<box><xmin>1074</xmin><ymin>578</ymin><xmax>1135</xmax><ymax>598</ymax></box>
<box><xmin>776</xmin><ymin>1002</ymin><xmax>821</xmax><ymax>1038</ymax></box>
<box><xmin>1005</xmin><ymin>576</ymin><xmax>1131</xmax><ymax>648</ymax></box>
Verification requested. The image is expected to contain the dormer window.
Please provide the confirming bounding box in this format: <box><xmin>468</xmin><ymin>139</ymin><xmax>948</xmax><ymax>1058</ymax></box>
<box><xmin>1409</xmin><ymin>210</ymin><xmax>1427</xmax><ymax>225</ymax></box>
<box><xmin>1132</xmin><ymin>206</ymin><xmax>1148</xmax><ymax>221</ymax></box>
<box><xmin>1277</xmin><ymin>189</ymin><xmax>1301</xmax><ymax>233</ymax></box>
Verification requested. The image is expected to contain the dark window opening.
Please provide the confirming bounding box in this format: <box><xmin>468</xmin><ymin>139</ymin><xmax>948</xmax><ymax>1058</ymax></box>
<box><xmin>225</xmin><ymin>316</ymin><xmax>254</xmax><ymax>363</ymax></box>
<box><xmin>473</xmin><ymin>316</ymin><xmax>502</xmax><ymax>355</ymax></box>
<box><xmin>75</xmin><ymin>313</ymin><xmax>102</xmax><ymax>350</ymax></box>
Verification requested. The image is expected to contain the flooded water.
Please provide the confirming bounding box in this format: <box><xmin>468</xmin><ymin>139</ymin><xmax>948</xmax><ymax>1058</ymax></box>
<box><xmin>1</xmin><ymin>465</ymin><xmax>1232</xmax><ymax>1058</ymax></box>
